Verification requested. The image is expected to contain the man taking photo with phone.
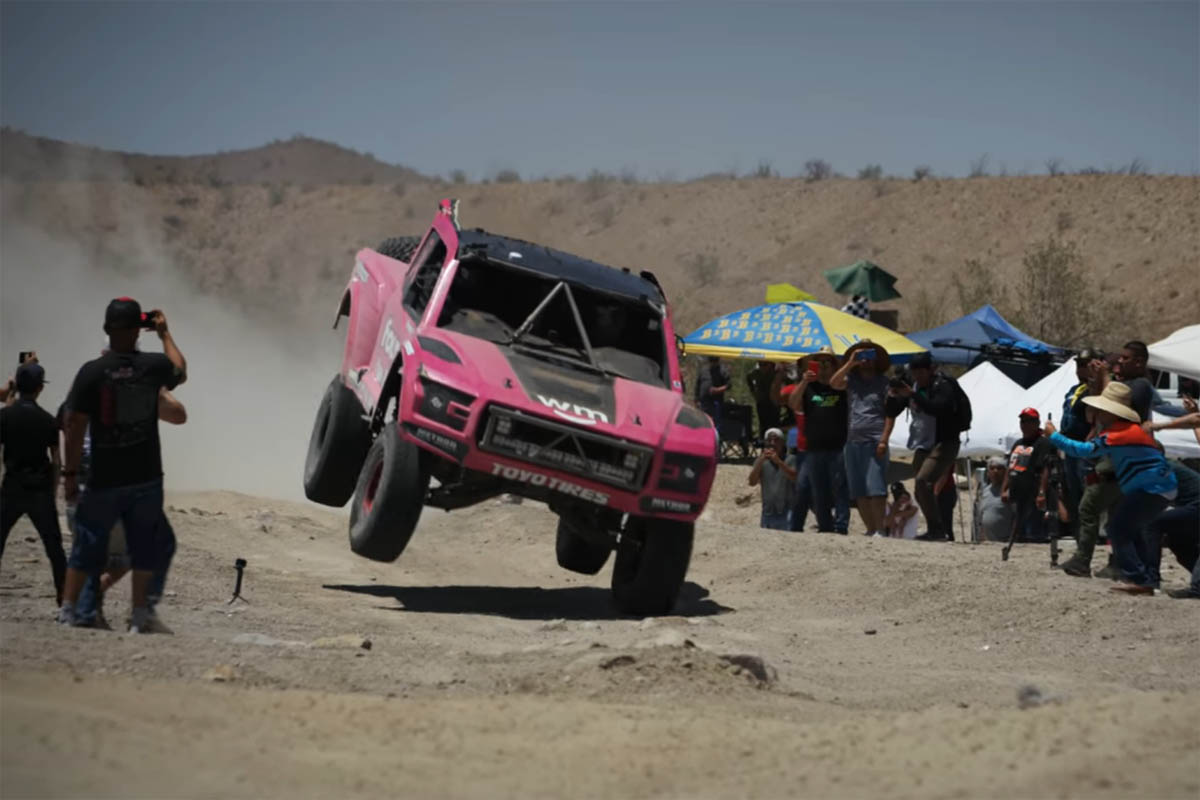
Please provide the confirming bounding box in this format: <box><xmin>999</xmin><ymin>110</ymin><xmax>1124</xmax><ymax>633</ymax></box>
<box><xmin>58</xmin><ymin>298</ymin><xmax>187</xmax><ymax>633</ymax></box>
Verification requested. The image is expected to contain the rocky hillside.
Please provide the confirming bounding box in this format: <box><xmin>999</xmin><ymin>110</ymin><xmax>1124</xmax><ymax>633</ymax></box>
<box><xmin>2</xmin><ymin>130</ymin><xmax>1196</xmax><ymax>344</ymax></box>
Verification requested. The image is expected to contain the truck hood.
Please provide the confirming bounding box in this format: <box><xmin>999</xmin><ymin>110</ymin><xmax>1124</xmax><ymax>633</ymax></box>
<box><xmin>430</xmin><ymin>330</ymin><xmax>705</xmax><ymax>450</ymax></box>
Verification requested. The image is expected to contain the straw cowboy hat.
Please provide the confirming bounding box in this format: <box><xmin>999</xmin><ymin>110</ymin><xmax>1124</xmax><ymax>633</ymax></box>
<box><xmin>1082</xmin><ymin>382</ymin><xmax>1141</xmax><ymax>423</ymax></box>
<box><xmin>842</xmin><ymin>339</ymin><xmax>891</xmax><ymax>372</ymax></box>
<box><xmin>801</xmin><ymin>346</ymin><xmax>840</xmax><ymax>369</ymax></box>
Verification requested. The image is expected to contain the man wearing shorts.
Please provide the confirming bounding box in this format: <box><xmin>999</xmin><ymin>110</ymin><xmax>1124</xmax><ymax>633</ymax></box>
<box><xmin>59</xmin><ymin>298</ymin><xmax>187</xmax><ymax>633</ymax></box>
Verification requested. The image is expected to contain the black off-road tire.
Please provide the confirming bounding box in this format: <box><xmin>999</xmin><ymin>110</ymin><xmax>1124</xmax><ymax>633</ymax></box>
<box><xmin>348</xmin><ymin>422</ymin><xmax>429</xmax><ymax>562</ymax></box>
<box><xmin>610</xmin><ymin>518</ymin><xmax>694</xmax><ymax>616</ymax></box>
<box><xmin>556</xmin><ymin>518</ymin><xmax>612</xmax><ymax>575</ymax></box>
<box><xmin>303</xmin><ymin>377</ymin><xmax>370</xmax><ymax>506</ymax></box>
<box><xmin>376</xmin><ymin>236</ymin><xmax>421</xmax><ymax>263</ymax></box>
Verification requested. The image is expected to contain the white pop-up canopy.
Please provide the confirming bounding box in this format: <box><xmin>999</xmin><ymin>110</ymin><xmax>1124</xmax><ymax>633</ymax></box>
<box><xmin>1001</xmin><ymin>358</ymin><xmax>1200</xmax><ymax>459</ymax></box>
<box><xmin>889</xmin><ymin>361</ymin><xmax>1024</xmax><ymax>458</ymax></box>
<box><xmin>1148</xmin><ymin>325</ymin><xmax>1200</xmax><ymax>382</ymax></box>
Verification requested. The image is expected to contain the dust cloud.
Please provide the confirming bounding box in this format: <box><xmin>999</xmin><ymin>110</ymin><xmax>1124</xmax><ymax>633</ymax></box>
<box><xmin>1</xmin><ymin>220</ymin><xmax>343</xmax><ymax>502</ymax></box>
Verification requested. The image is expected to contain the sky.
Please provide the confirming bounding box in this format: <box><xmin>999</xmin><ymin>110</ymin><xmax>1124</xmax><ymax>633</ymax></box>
<box><xmin>2</xmin><ymin>1</ymin><xmax>1197</xmax><ymax>179</ymax></box>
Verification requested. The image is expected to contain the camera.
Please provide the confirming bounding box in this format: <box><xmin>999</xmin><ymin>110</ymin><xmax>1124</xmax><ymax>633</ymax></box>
<box><xmin>139</xmin><ymin>311</ymin><xmax>159</xmax><ymax>330</ymax></box>
<box><xmin>854</xmin><ymin>348</ymin><xmax>876</xmax><ymax>362</ymax></box>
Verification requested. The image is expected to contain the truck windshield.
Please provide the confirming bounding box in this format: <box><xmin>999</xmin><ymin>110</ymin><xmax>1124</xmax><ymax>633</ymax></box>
<box><xmin>437</xmin><ymin>257</ymin><xmax>668</xmax><ymax>386</ymax></box>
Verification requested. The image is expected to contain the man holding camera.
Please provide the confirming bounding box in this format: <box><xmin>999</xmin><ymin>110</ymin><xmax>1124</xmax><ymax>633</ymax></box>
<box><xmin>830</xmin><ymin>341</ymin><xmax>899</xmax><ymax>537</ymax></box>
<box><xmin>748</xmin><ymin>427</ymin><xmax>797</xmax><ymax>530</ymax></box>
<box><xmin>786</xmin><ymin>348</ymin><xmax>850</xmax><ymax>533</ymax></box>
<box><xmin>0</xmin><ymin>361</ymin><xmax>68</xmax><ymax>606</ymax></box>
<box><xmin>890</xmin><ymin>352</ymin><xmax>967</xmax><ymax>541</ymax></box>
<box><xmin>58</xmin><ymin>298</ymin><xmax>187</xmax><ymax>633</ymax></box>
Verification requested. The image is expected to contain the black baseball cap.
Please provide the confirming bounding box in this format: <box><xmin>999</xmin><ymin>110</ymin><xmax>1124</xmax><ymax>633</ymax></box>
<box><xmin>15</xmin><ymin>362</ymin><xmax>47</xmax><ymax>392</ymax></box>
<box><xmin>105</xmin><ymin>297</ymin><xmax>143</xmax><ymax>330</ymax></box>
<box><xmin>909</xmin><ymin>352</ymin><xmax>934</xmax><ymax>370</ymax></box>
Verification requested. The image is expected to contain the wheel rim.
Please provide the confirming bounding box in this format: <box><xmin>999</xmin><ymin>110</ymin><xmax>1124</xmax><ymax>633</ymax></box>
<box><xmin>363</xmin><ymin>461</ymin><xmax>383</xmax><ymax>513</ymax></box>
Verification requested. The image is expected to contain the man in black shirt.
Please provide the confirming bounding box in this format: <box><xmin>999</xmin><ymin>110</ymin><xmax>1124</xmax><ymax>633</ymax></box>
<box><xmin>789</xmin><ymin>349</ymin><xmax>850</xmax><ymax>533</ymax></box>
<box><xmin>0</xmin><ymin>362</ymin><xmax>67</xmax><ymax>605</ymax></box>
<box><xmin>1002</xmin><ymin>408</ymin><xmax>1054</xmax><ymax>543</ymax></box>
<box><xmin>59</xmin><ymin>298</ymin><xmax>187</xmax><ymax>632</ymax></box>
<box><xmin>891</xmin><ymin>353</ymin><xmax>967</xmax><ymax>541</ymax></box>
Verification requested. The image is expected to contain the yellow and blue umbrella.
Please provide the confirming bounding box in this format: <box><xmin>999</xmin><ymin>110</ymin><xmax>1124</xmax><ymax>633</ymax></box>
<box><xmin>682</xmin><ymin>301</ymin><xmax>926</xmax><ymax>363</ymax></box>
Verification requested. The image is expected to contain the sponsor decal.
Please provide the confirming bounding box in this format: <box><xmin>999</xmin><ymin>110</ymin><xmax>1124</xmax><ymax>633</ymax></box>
<box><xmin>380</xmin><ymin>317</ymin><xmax>401</xmax><ymax>360</ymax></box>
<box><xmin>639</xmin><ymin>496</ymin><xmax>699</xmax><ymax>514</ymax></box>
<box><xmin>535</xmin><ymin>395</ymin><xmax>610</xmax><ymax>426</ymax></box>
<box><xmin>490</xmin><ymin>463</ymin><xmax>610</xmax><ymax>505</ymax></box>
<box><xmin>354</xmin><ymin>260</ymin><xmax>369</xmax><ymax>283</ymax></box>
<box><xmin>407</xmin><ymin>425</ymin><xmax>466</xmax><ymax>459</ymax></box>
<box><xmin>403</xmin><ymin>340</ymin><xmax>414</xmax><ymax>356</ymax></box>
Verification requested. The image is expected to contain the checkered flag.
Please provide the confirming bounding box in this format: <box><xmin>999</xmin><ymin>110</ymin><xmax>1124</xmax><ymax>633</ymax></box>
<box><xmin>841</xmin><ymin>294</ymin><xmax>870</xmax><ymax>319</ymax></box>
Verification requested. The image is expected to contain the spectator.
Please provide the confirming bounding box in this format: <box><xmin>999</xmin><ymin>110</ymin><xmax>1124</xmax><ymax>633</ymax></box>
<box><xmin>59</xmin><ymin>299</ymin><xmax>187</xmax><ymax>632</ymax></box>
<box><xmin>73</xmin><ymin>388</ymin><xmax>188</xmax><ymax>631</ymax></box>
<box><xmin>0</xmin><ymin>362</ymin><xmax>67</xmax><ymax>605</ymax></box>
<box><xmin>830</xmin><ymin>340</ymin><xmax>899</xmax><ymax>537</ymax></box>
<box><xmin>975</xmin><ymin>456</ymin><xmax>1013</xmax><ymax>542</ymax></box>
<box><xmin>1145</xmin><ymin>461</ymin><xmax>1199</xmax><ymax>600</ymax></box>
<box><xmin>1046</xmin><ymin>382</ymin><xmax>1178</xmax><ymax>595</ymax></box>
<box><xmin>746</xmin><ymin>360</ymin><xmax>782</xmax><ymax>442</ymax></box>
<box><xmin>889</xmin><ymin>352</ymin><xmax>967</xmax><ymax>541</ymax></box>
<box><xmin>748</xmin><ymin>428</ymin><xmax>797</xmax><ymax>531</ymax></box>
<box><xmin>695</xmin><ymin>356</ymin><xmax>731</xmax><ymax>427</ymax></box>
<box><xmin>788</xmin><ymin>348</ymin><xmax>850</xmax><ymax>533</ymax></box>
<box><xmin>1002</xmin><ymin>408</ymin><xmax>1054</xmax><ymax>543</ymax></box>
<box><xmin>773</xmin><ymin>363</ymin><xmax>811</xmax><ymax>532</ymax></box>
<box><xmin>884</xmin><ymin>482</ymin><xmax>919</xmax><ymax>539</ymax></box>
<box><xmin>1</xmin><ymin>351</ymin><xmax>38</xmax><ymax>407</ymax></box>
<box><xmin>1059</xmin><ymin>348</ymin><xmax>1103</xmax><ymax>539</ymax></box>
<box><xmin>1069</xmin><ymin>340</ymin><xmax>1159</xmax><ymax>579</ymax></box>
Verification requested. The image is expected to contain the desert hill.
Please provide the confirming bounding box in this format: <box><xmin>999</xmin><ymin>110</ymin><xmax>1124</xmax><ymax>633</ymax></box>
<box><xmin>2</xmin><ymin>130</ymin><xmax>1197</xmax><ymax>344</ymax></box>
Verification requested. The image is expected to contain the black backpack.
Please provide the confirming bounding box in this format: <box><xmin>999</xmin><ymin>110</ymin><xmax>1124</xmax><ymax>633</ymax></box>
<box><xmin>938</xmin><ymin>371</ymin><xmax>973</xmax><ymax>432</ymax></box>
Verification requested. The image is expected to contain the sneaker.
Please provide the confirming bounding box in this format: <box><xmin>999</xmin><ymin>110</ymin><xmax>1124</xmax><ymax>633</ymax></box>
<box><xmin>140</xmin><ymin>610</ymin><xmax>174</xmax><ymax>635</ymax></box>
<box><xmin>914</xmin><ymin>532</ymin><xmax>944</xmax><ymax>541</ymax></box>
<box><xmin>56</xmin><ymin>605</ymin><xmax>77</xmax><ymax>626</ymax></box>
<box><xmin>1059</xmin><ymin>557</ymin><xmax>1092</xmax><ymax>578</ymax></box>
<box><xmin>1093</xmin><ymin>563</ymin><xmax>1121</xmax><ymax>581</ymax></box>
<box><xmin>128</xmin><ymin>606</ymin><xmax>150</xmax><ymax>634</ymax></box>
<box><xmin>1165</xmin><ymin>587</ymin><xmax>1200</xmax><ymax>599</ymax></box>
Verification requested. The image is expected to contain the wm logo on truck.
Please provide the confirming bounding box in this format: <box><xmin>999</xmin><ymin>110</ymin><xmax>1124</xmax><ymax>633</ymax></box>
<box><xmin>536</xmin><ymin>395</ymin><xmax>609</xmax><ymax>426</ymax></box>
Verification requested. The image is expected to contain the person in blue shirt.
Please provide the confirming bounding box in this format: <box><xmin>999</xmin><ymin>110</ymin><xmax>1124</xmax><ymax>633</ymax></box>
<box><xmin>1046</xmin><ymin>382</ymin><xmax>1177</xmax><ymax>594</ymax></box>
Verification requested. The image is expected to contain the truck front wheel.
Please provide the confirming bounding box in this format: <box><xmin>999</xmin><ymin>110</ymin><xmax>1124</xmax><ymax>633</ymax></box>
<box><xmin>348</xmin><ymin>422</ymin><xmax>429</xmax><ymax>562</ymax></box>
<box><xmin>610</xmin><ymin>518</ymin><xmax>694</xmax><ymax>616</ymax></box>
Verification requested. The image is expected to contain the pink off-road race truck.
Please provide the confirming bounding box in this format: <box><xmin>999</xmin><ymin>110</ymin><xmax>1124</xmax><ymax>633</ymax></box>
<box><xmin>304</xmin><ymin>200</ymin><xmax>717</xmax><ymax>615</ymax></box>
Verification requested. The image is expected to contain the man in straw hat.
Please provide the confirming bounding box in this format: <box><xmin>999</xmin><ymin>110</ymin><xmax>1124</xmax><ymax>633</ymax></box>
<box><xmin>748</xmin><ymin>427</ymin><xmax>798</xmax><ymax>531</ymax></box>
<box><xmin>830</xmin><ymin>340</ymin><xmax>902</xmax><ymax>537</ymax></box>
<box><xmin>786</xmin><ymin>347</ymin><xmax>850</xmax><ymax>533</ymax></box>
<box><xmin>1045</xmin><ymin>382</ymin><xmax>1178</xmax><ymax>595</ymax></box>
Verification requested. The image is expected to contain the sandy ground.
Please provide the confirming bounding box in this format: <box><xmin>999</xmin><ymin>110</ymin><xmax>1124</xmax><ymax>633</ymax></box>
<box><xmin>2</xmin><ymin>465</ymin><xmax>1198</xmax><ymax>798</ymax></box>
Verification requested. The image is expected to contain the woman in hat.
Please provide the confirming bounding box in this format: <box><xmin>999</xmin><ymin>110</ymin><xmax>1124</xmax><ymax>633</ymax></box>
<box><xmin>1045</xmin><ymin>382</ymin><xmax>1178</xmax><ymax>595</ymax></box>
<box><xmin>830</xmin><ymin>340</ymin><xmax>900</xmax><ymax>537</ymax></box>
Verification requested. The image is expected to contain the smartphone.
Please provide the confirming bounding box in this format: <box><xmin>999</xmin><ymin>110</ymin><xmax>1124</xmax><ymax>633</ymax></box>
<box><xmin>139</xmin><ymin>311</ymin><xmax>158</xmax><ymax>330</ymax></box>
<box><xmin>855</xmin><ymin>348</ymin><xmax>876</xmax><ymax>362</ymax></box>
<box><xmin>806</xmin><ymin>361</ymin><xmax>820</xmax><ymax>377</ymax></box>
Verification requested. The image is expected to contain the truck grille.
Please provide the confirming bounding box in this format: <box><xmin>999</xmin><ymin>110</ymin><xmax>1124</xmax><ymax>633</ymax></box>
<box><xmin>478</xmin><ymin>406</ymin><xmax>652</xmax><ymax>491</ymax></box>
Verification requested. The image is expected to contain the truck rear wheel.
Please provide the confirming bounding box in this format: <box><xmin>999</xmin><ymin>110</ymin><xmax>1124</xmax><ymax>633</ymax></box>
<box><xmin>304</xmin><ymin>376</ymin><xmax>370</xmax><ymax>506</ymax></box>
<box><xmin>610</xmin><ymin>518</ymin><xmax>694</xmax><ymax>616</ymax></box>
<box><xmin>556</xmin><ymin>518</ymin><xmax>612</xmax><ymax>575</ymax></box>
<box><xmin>348</xmin><ymin>422</ymin><xmax>429</xmax><ymax>562</ymax></box>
